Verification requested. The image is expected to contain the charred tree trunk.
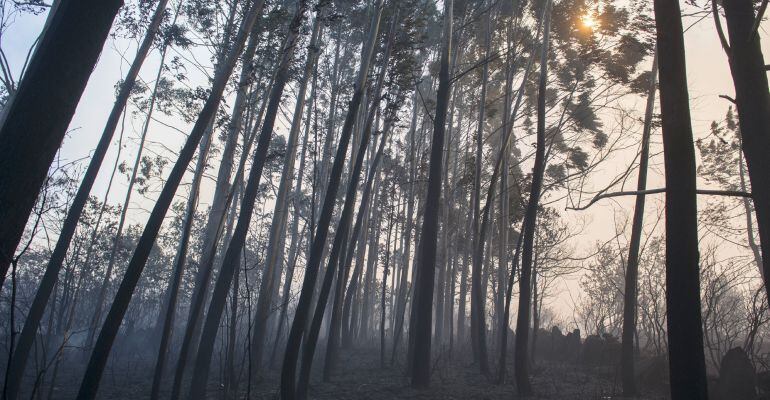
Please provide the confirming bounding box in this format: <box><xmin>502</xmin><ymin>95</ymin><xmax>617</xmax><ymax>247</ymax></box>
<box><xmin>653</xmin><ymin>0</ymin><xmax>708</xmax><ymax>397</ymax></box>
<box><xmin>0</xmin><ymin>0</ymin><xmax>123</xmax><ymax>290</ymax></box>
<box><xmin>514</xmin><ymin>1</ymin><xmax>550</xmax><ymax>394</ymax></box>
<box><xmin>3</xmin><ymin>1</ymin><xmax>168</xmax><ymax>394</ymax></box>
<box><xmin>187</xmin><ymin>2</ymin><xmax>310</xmax><ymax>397</ymax></box>
<box><xmin>722</xmin><ymin>0</ymin><xmax>770</xmax><ymax>303</ymax></box>
<box><xmin>280</xmin><ymin>2</ymin><xmax>384</xmax><ymax>397</ymax></box>
<box><xmin>409</xmin><ymin>0</ymin><xmax>453</xmax><ymax>388</ymax></box>
<box><xmin>620</xmin><ymin>50</ymin><xmax>657</xmax><ymax>397</ymax></box>
<box><xmin>74</xmin><ymin>1</ymin><xmax>264</xmax><ymax>397</ymax></box>
<box><xmin>248</xmin><ymin>7</ymin><xmax>325</xmax><ymax>378</ymax></box>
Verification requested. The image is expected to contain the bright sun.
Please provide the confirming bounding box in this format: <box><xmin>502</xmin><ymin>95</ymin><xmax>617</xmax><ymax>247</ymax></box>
<box><xmin>581</xmin><ymin>13</ymin><xmax>598</xmax><ymax>29</ymax></box>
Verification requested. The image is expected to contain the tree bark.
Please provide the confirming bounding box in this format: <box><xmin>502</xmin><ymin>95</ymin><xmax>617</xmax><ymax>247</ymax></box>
<box><xmin>0</xmin><ymin>0</ymin><xmax>123</xmax><ymax>290</ymax></box>
<box><xmin>620</xmin><ymin>50</ymin><xmax>657</xmax><ymax>397</ymax></box>
<box><xmin>410</xmin><ymin>0</ymin><xmax>453</xmax><ymax>388</ymax></box>
<box><xmin>74</xmin><ymin>1</ymin><xmax>264</xmax><ymax>397</ymax></box>
<box><xmin>514</xmin><ymin>1</ymin><xmax>550</xmax><ymax>394</ymax></box>
<box><xmin>722</xmin><ymin>0</ymin><xmax>770</xmax><ymax>304</ymax></box>
<box><xmin>186</xmin><ymin>2</ymin><xmax>310</xmax><ymax>397</ymax></box>
<box><xmin>279</xmin><ymin>2</ymin><xmax>384</xmax><ymax>397</ymax></box>
<box><xmin>653</xmin><ymin>0</ymin><xmax>709</xmax><ymax>397</ymax></box>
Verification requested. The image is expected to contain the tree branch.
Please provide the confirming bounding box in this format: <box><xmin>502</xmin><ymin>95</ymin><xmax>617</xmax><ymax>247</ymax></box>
<box><xmin>567</xmin><ymin>188</ymin><xmax>753</xmax><ymax>211</ymax></box>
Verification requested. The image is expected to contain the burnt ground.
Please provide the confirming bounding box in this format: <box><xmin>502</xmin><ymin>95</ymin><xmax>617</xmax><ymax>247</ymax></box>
<box><xmin>41</xmin><ymin>345</ymin><xmax>672</xmax><ymax>399</ymax></box>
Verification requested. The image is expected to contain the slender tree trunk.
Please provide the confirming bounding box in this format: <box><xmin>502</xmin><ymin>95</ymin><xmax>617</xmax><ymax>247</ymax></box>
<box><xmin>168</xmin><ymin>13</ymin><xmax>270</xmax><ymax>398</ymax></box>
<box><xmin>0</xmin><ymin>0</ymin><xmax>123</xmax><ymax>289</ymax></box>
<box><xmin>249</xmin><ymin>9</ymin><xmax>325</xmax><ymax>378</ymax></box>
<box><xmin>410</xmin><ymin>0</ymin><xmax>453</xmax><ymax>388</ymax></box>
<box><xmin>653</xmin><ymin>0</ymin><xmax>708</xmax><ymax>397</ymax></box>
<box><xmin>620</xmin><ymin>50</ymin><xmax>657</xmax><ymax>397</ymax></box>
<box><xmin>722</xmin><ymin>0</ymin><xmax>770</xmax><ymax>302</ymax></box>
<box><xmin>74</xmin><ymin>1</ymin><xmax>264</xmax><ymax>397</ymax></box>
<box><xmin>390</xmin><ymin>92</ymin><xmax>419</xmax><ymax>361</ymax></box>
<box><xmin>148</xmin><ymin>117</ymin><xmax>213</xmax><ymax>400</ymax></box>
<box><xmin>187</xmin><ymin>2</ymin><xmax>311</xmax><ymax>397</ymax></box>
<box><xmin>381</xmin><ymin>192</ymin><xmax>395</xmax><ymax>368</ymax></box>
<box><xmin>319</xmin><ymin>16</ymin><xmax>397</xmax><ymax>382</ymax></box>
<box><xmin>514</xmin><ymin>1</ymin><xmax>550</xmax><ymax>394</ymax></box>
<box><xmin>2</xmin><ymin>0</ymin><xmax>167</xmax><ymax>393</ymax></box>
<box><xmin>470</xmin><ymin>8</ymin><xmax>492</xmax><ymax>375</ymax></box>
<box><xmin>341</xmin><ymin>118</ymin><xmax>393</xmax><ymax>348</ymax></box>
<box><xmin>280</xmin><ymin>2</ymin><xmax>384</xmax><ymax>397</ymax></box>
<box><xmin>270</xmin><ymin>59</ymin><xmax>319</xmax><ymax>367</ymax></box>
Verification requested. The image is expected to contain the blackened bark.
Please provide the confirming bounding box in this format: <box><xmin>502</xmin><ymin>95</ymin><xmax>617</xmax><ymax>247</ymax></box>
<box><xmin>620</xmin><ymin>50</ymin><xmax>657</xmax><ymax>397</ymax></box>
<box><xmin>514</xmin><ymin>1</ymin><xmax>550</xmax><ymax>394</ymax></box>
<box><xmin>410</xmin><ymin>0</ymin><xmax>453</xmax><ymax>388</ymax></box>
<box><xmin>722</xmin><ymin>0</ymin><xmax>770</xmax><ymax>306</ymax></box>
<box><xmin>653</xmin><ymin>0</ymin><xmax>709</xmax><ymax>397</ymax></box>
<box><xmin>0</xmin><ymin>0</ymin><xmax>123</xmax><ymax>290</ymax></box>
<box><xmin>74</xmin><ymin>1</ymin><xmax>264</xmax><ymax>397</ymax></box>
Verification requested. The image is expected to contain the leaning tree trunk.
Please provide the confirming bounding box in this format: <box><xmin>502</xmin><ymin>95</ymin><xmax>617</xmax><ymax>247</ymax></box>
<box><xmin>0</xmin><ymin>0</ymin><xmax>123</xmax><ymax>290</ymax></box>
<box><xmin>149</xmin><ymin>123</ymin><xmax>213</xmax><ymax>400</ymax></box>
<box><xmin>168</xmin><ymin>11</ymin><xmax>270</xmax><ymax>398</ymax></box>
<box><xmin>270</xmin><ymin>62</ymin><xmax>318</xmax><ymax>366</ymax></box>
<box><xmin>653</xmin><ymin>0</ymin><xmax>708</xmax><ymax>397</ymax></box>
<box><xmin>3</xmin><ymin>0</ymin><xmax>168</xmax><ymax>394</ymax></box>
<box><xmin>722</xmin><ymin>0</ymin><xmax>770</xmax><ymax>304</ymax></box>
<box><xmin>280</xmin><ymin>2</ymin><xmax>384</xmax><ymax>397</ymax></box>
<box><xmin>318</xmin><ymin>15</ymin><xmax>397</xmax><ymax>383</ymax></box>
<box><xmin>514</xmin><ymin>1</ymin><xmax>550</xmax><ymax>394</ymax></box>
<box><xmin>620</xmin><ymin>50</ymin><xmax>657</xmax><ymax>397</ymax></box>
<box><xmin>186</xmin><ymin>2</ymin><xmax>311</xmax><ymax>398</ymax></box>
<box><xmin>248</xmin><ymin>9</ymin><xmax>324</xmax><ymax>377</ymax></box>
<box><xmin>74</xmin><ymin>1</ymin><xmax>264</xmax><ymax>397</ymax></box>
<box><xmin>410</xmin><ymin>0</ymin><xmax>453</xmax><ymax>388</ymax></box>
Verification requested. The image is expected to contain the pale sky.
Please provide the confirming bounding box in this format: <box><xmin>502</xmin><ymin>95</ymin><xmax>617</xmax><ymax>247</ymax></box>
<box><xmin>5</xmin><ymin>2</ymin><xmax>769</xmax><ymax>327</ymax></box>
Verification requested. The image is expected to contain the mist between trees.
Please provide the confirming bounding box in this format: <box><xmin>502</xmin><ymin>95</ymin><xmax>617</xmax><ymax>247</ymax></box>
<box><xmin>0</xmin><ymin>0</ymin><xmax>768</xmax><ymax>399</ymax></box>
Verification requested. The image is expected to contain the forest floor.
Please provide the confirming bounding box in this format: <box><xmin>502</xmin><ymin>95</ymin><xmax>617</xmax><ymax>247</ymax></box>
<box><xmin>44</xmin><ymin>345</ymin><xmax>673</xmax><ymax>399</ymax></box>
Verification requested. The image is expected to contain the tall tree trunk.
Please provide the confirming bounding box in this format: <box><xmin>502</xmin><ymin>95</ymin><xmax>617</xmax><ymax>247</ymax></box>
<box><xmin>722</xmin><ymin>0</ymin><xmax>770</xmax><ymax>302</ymax></box>
<box><xmin>0</xmin><ymin>0</ymin><xmax>123</xmax><ymax>290</ymax></box>
<box><xmin>74</xmin><ymin>1</ymin><xmax>264</xmax><ymax>397</ymax></box>
<box><xmin>2</xmin><ymin>0</ymin><xmax>167</xmax><ymax>394</ymax></box>
<box><xmin>620</xmin><ymin>50</ymin><xmax>657</xmax><ymax>397</ymax></box>
<box><xmin>187</xmin><ymin>2</ymin><xmax>311</xmax><ymax>397</ymax></box>
<box><xmin>319</xmin><ymin>16</ymin><xmax>397</xmax><ymax>383</ymax></box>
<box><xmin>149</xmin><ymin>118</ymin><xmax>213</xmax><ymax>400</ymax></box>
<box><xmin>390</xmin><ymin>92</ymin><xmax>419</xmax><ymax>360</ymax></box>
<box><xmin>653</xmin><ymin>0</ymin><xmax>708</xmax><ymax>397</ymax></box>
<box><xmin>249</xmin><ymin>8</ymin><xmax>325</xmax><ymax>378</ymax></box>
<box><xmin>410</xmin><ymin>0</ymin><xmax>453</xmax><ymax>388</ymax></box>
<box><xmin>168</xmin><ymin>13</ymin><xmax>270</xmax><ymax>398</ymax></box>
<box><xmin>470</xmin><ymin>8</ymin><xmax>492</xmax><ymax>376</ymax></box>
<box><xmin>514</xmin><ymin>1</ymin><xmax>550</xmax><ymax>394</ymax></box>
<box><xmin>270</xmin><ymin>59</ymin><xmax>318</xmax><ymax>367</ymax></box>
<box><xmin>280</xmin><ymin>2</ymin><xmax>384</xmax><ymax>397</ymax></box>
